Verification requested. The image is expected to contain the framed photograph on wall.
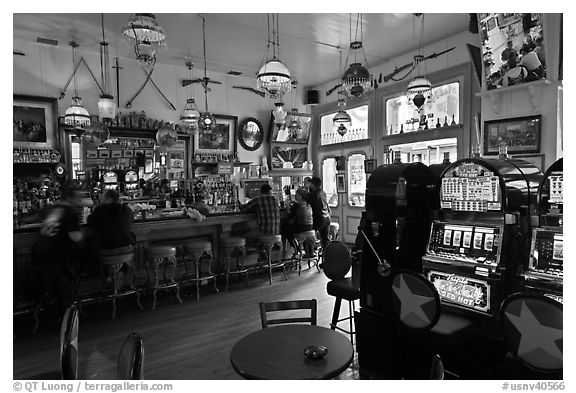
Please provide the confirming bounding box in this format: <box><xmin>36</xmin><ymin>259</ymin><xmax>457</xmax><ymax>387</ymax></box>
<box><xmin>13</xmin><ymin>95</ymin><xmax>58</xmax><ymax>148</ymax></box>
<box><xmin>268</xmin><ymin>111</ymin><xmax>312</xmax><ymax>144</ymax></box>
<box><xmin>195</xmin><ymin>115</ymin><xmax>237</xmax><ymax>155</ymax></box>
<box><xmin>512</xmin><ymin>153</ymin><xmax>545</xmax><ymax>171</ymax></box>
<box><xmin>336</xmin><ymin>173</ymin><xmax>346</xmax><ymax>193</ymax></box>
<box><xmin>483</xmin><ymin>115</ymin><xmax>541</xmax><ymax>155</ymax></box>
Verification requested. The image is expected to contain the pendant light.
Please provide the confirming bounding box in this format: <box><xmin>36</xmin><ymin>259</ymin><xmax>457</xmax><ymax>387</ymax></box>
<box><xmin>180</xmin><ymin>60</ymin><xmax>200</xmax><ymax>133</ymax></box>
<box><xmin>198</xmin><ymin>16</ymin><xmax>217</xmax><ymax>132</ymax></box>
<box><xmin>97</xmin><ymin>14</ymin><xmax>116</xmax><ymax>121</ymax></box>
<box><xmin>272</xmin><ymin>101</ymin><xmax>287</xmax><ymax>125</ymax></box>
<box><xmin>156</xmin><ymin>123</ymin><xmax>178</xmax><ymax>148</ymax></box>
<box><xmin>406</xmin><ymin>14</ymin><xmax>432</xmax><ymax>111</ymax></box>
<box><xmin>332</xmin><ymin>50</ymin><xmax>352</xmax><ymax>135</ymax></box>
<box><xmin>64</xmin><ymin>41</ymin><xmax>91</xmax><ymax>128</ymax></box>
<box><xmin>287</xmin><ymin>86</ymin><xmax>302</xmax><ymax>137</ymax></box>
<box><xmin>341</xmin><ymin>14</ymin><xmax>372</xmax><ymax>98</ymax></box>
<box><xmin>122</xmin><ymin>14</ymin><xmax>166</xmax><ymax>70</ymax></box>
<box><xmin>257</xmin><ymin>14</ymin><xmax>292</xmax><ymax>100</ymax></box>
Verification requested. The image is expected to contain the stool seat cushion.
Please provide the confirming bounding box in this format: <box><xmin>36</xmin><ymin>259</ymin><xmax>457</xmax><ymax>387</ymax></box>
<box><xmin>183</xmin><ymin>240</ymin><xmax>212</xmax><ymax>253</ymax></box>
<box><xmin>329</xmin><ymin>223</ymin><xmax>340</xmax><ymax>229</ymax></box>
<box><xmin>295</xmin><ymin>230</ymin><xmax>317</xmax><ymax>238</ymax></box>
<box><xmin>257</xmin><ymin>234</ymin><xmax>282</xmax><ymax>244</ymax></box>
<box><xmin>221</xmin><ymin>237</ymin><xmax>246</xmax><ymax>248</ymax></box>
<box><xmin>100</xmin><ymin>252</ymin><xmax>134</xmax><ymax>266</ymax></box>
<box><xmin>147</xmin><ymin>246</ymin><xmax>177</xmax><ymax>259</ymax></box>
<box><xmin>403</xmin><ymin>311</ymin><xmax>475</xmax><ymax>349</ymax></box>
<box><xmin>430</xmin><ymin>312</ymin><xmax>475</xmax><ymax>338</ymax></box>
<box><xmin>327</xmin><ymin>277</ymin><xmax>360</xmax><ymax>301</ymax></box>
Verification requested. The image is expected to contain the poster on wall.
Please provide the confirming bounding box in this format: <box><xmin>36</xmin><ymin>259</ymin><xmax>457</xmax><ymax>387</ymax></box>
<box><xmin>13</xmin><ymin>95</ymin><xmax>58</xmax><ymax>149</ymax></box>
<box><xmin>194</xmin><ymin>115</ymin><xmax>237</xmax><ymax>155</ymax></box>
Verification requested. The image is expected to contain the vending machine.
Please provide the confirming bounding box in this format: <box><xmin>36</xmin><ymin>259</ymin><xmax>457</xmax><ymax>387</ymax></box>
<box><xmin>421</xmin><ymin>157</ymin><xmax>543</xmax><ymax>329</ymax></box>
<box><xmin>520</xmin><ymin>158</ymin><xmax>563</xmax><ymax>303</ymax></box>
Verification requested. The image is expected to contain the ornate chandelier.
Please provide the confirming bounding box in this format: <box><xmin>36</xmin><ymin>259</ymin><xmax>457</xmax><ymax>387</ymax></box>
<box><xmin>341</xmin><ymin>14</ymin><xmax>372</xmax><ymax>98</ymax></box>
<box><xmin>122</xmin><ymin>14</ymin><xmax>166</xmax><ymax>70</ymax></box>
<box><xmin>97</xmin><ymin>13</ymin><xmax>116</xmax><ymax>121</ymax></box>
<box><xmin>406</xmin><ymin>14</ymin><xmax>432</xmax><ymax>111</ymax></box>
<box><xmin>257</xmin><ymin>14</ymin><xmax>292</xmax><ymax>100</ymax></box>
<box><xmin>180</xmin><ymin>60</ymin><xmax>200</xmax><ymax>132</ymax></box>
<box><xmin>64</xmin><ymin>41</ymin><xmax>91</xmax><ymax>128</ymax></box>
<box><xmin>198</xmin><ymin>16</ymin><xmax>217</xmax><ymax>132</ymax></box>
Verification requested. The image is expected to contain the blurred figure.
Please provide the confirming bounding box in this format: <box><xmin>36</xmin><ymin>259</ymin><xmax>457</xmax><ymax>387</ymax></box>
<box><xmin>501</xmin><ymin>41</ymin><xmax>518</xmax><ymax>62</ymax></box>
<box><xmin>307</xmin><ymin>177</ymin><xmax>331</xmax><ymax>249</ymax></box>
<box><xmin>502</xmin><ymin>57</ymin><xmax>528</xmax><ymax>87</ymax></box>
<box><xmin>281</xmin><ymin>187</ymin><xmax>314</xmax><ymax>255</ymax></box>
<box><xmin>519</xmin><ymin>44</ymin><xmax>544</xmax><ymax>80</ymax></box>
<box><xmin>534</xmin><ymin>37</ymin><xmax>545</xmax><ymax>66</ymax></box>
<box><xmin>87</xmin><ymin>189</ymin><xmax>134</xmax><ymax>251</ymax></box>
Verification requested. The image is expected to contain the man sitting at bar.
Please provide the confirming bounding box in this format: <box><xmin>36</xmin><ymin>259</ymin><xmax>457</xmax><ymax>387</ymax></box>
<box><xmin>307</xmin><ymin>177</ymin><xmax>331</xmax><ymax>250</ymax></box>
<box><xmin>240</xmin><ymin>183</ymin><xmax>280</xmax><ymax>246</ymax></box>
<box><xmin>280</xmin><ymin>187</ymin><xmax>314</xmax><ymax>256</ymax></box>
<box><xmin>87</xmin><ymin>189</ymin><xmax>135</xmax><ymax>253</ymax></box>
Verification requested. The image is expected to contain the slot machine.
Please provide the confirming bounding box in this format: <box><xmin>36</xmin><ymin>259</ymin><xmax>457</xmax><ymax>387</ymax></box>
<box><xmin>102</xmin><ymin>170</ymin><xmax>119</xmax><ymax>191</ymax></box>
<box><xmin>360</xmin><ymin>156</ymin><xmax>439</xmax><ymax>316</ymax></box>
<box><xmin>521</xmin><ymin>158</ymin><xmax>563</xmax><ymax>303</ymax></box>
<box><xmin>422</xmin><ymin>157</ymin><xmax>543</xmax><ymax>331</ymax></box>
<box><xmin>124</xmin><ymin>170</ymin><xmax>139</xmax><ymax>191</ymax></box>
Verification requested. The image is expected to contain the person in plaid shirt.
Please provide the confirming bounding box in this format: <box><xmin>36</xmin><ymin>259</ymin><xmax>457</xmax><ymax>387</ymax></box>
<box><xmin>240</xmin><ymin>183</ymin><xmax>280</xmax><ymax>245</ymax></box>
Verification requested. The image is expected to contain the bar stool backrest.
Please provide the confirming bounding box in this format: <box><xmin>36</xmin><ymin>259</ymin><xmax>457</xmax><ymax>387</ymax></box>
<box><xmin>500</xmin><ymin>293</ymin><xmax>563</xmax><ymax>373</ymax></box>
<box><xmin>390</xmin><ymin>271</ymin><xmax>440</xmax><ymax>332</ymax></box>
<box><xmin>259</xmin><ymin>300</ymin><xmax>318</xmax><ymax>329</ymax></box>
<box><xmin>60</xmin><ymin>305</ymin><xmax>79</xmax><ymax>380</ymax></box>
<box><xmin>118</xmin><ymin>333</ymin><xmax>145</xmax><ymax>380</ymax></box>
<box><xmin>322</xmin><ymin>241</ymin><xmax>351</xmax><ymax>281</ymax></box>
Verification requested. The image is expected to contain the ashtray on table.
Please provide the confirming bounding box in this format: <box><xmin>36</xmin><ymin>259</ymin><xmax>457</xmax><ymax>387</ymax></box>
<box><xmin>304</xmin><ymin>345</ymin><xmax>328</xmax><ymax>360</ymax></box>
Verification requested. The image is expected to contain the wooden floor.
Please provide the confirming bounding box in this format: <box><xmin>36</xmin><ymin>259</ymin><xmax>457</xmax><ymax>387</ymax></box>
<box><xmin>13</xmin><ymin>265</ymin><xmax>357</xmax><ymax>380</ymax></box>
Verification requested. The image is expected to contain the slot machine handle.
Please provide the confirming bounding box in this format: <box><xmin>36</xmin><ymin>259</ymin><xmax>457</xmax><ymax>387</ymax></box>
<box><xmin>359</xmin><ymin>229</ymin><xmax>391</xmax><ymax>278</ymax></box>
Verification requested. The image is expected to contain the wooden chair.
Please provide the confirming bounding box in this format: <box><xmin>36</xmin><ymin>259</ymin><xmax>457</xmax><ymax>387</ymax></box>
<box><xmin>118</xmin><ymin>333</ymin><xmax>145</xmax><ymax>380</ymax></box>
<box><xmin>60</xmin><ymin>304</ymin><xmax>80</xmax><ymax>380</ymax></box>
<box><xmin>259</xmin><ymin>299</ymin><xmax>317</xmax><ymax>329</ymax></box>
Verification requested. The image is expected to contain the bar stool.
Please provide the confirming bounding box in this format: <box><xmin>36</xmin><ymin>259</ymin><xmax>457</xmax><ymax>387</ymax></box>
<box><xmin>293</xmin><ymin>230</ymin><xmax>319</xmax><ymax>274</ymax></box>
<box><xmin>221</xmin><ymin>236</ymin><xmax>248</xmax><ymax>291</ymax></box>
<box><xmin>145</xmin><ymin>245</ymin><xmax>183</xmax><ymax>310</ymax></box>
<box><xmin>100</xmin><ymin>249</ymin><xmax>143</xmax><ymax>319</ymax></box>
<box><xmin>328</xmin><ymin>222</ymin><xmax>340</xmax><ymax>241</ymax></box>
<box><xmin>256</xmin><ymin>234</ymin><xmax>286</xmax><ymax>285</ymax></box>
<box><xmin>182</xmin><ymin>239</ymin><xmax>218</xmax><ymax>300</ymax></box>
<box><xmin>323</xmin><ymin>241</ymin><xmax>360</xmax><ymax>346</ymax></box>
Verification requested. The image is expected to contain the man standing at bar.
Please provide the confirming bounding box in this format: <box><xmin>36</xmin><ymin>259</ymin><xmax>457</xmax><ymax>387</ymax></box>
<box><xmin>307</xmin><ymin>177</ymin><xmax>331</xmax><ymax>249</ymax></box>
<box><xmin>87</xmin><ymin>189</ymin><xmax>134</xmax><ymax>252</ymax></box>
<box><xmin>240</xmin><ymin>183</ymin><xmax>280</xmax><ymax>246</ymax></box>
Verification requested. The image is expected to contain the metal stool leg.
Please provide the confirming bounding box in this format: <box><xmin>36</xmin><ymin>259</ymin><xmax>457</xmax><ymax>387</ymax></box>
<box><xmin>331</xmin><ymin>297</ymin><xmax>342</xmax><ymax>330</ymax></box>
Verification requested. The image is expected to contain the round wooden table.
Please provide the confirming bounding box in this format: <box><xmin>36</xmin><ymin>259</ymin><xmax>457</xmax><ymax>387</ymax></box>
<box><xmin>230</xmin><ymin>325</ymin><xmax>354</xmax><ymax>379</ymax></box>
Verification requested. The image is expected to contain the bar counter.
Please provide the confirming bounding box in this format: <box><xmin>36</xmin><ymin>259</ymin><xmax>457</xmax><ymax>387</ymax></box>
<box><xmin>13</xmin><ymin>211</ymin><xmax>259</xmax><ymax>290</ymax></box>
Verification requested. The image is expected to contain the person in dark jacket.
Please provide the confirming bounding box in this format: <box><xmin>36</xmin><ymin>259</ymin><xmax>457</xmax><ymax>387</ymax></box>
<box><xmin>87</xmin><ymin>189</ymin><xmax>134</xmax><ymax>251</ymax></box>
<box><xmin>307</xmin><ymin>177</ymin><xmax>331</xmax><ymax>249</ymax></box>
<box><xmin>281</xmin><ymin>188</ymin><xmax>314</xmax><ymax>253</ymax></box>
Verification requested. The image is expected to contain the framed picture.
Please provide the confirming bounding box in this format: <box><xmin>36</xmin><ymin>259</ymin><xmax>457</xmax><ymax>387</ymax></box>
<box><xmin>512</xmin><ymin>153</ymin><xmax>545</xmax><ymax>171</ymax></box>
<box><xmin>123</xmin><ymin>150</ymin><xmax>134</xmax><ymax>158</ymax></box>
<box><xmin>86</xmin><ymin>150</ymin><xmax>98</xmax><ymax>159</ymax></box>
<box><xmin>365</xmin><ymin>158</ymin><xmax>377</xmax><ymax>174</ymax></box>
<box><xmin>134</xmin><ymin>149</ymin><xmax>144</xmax><ymax>157</ymax></box>
<box><xmin>145</xmin><ymin>149</ymin><xmax>154</xmax><ymax>157</ymax></box>
<box><xmin>98</xmin><ymin>150</ymin><xmax>110</xmax><ymax>158</ymax></box>
<box><xmin>269</xmin><ymin>111</ymin><xmax>312</xmax><ymax>144</ymax></box>
<box><xmin>483</xmin><ymin>115</ymin><xmax>541</xmax><ymax>155</ymax></box>
<box><xmin>195</xmin><ymin>115</ymin><xmax>237</xmax><ymax>154</ymax></box>
<box><xmin>271</xmin><ymin>145</ymin><xmax>308</xmax><ymax>169</ymax></box>
<box><xmin>336</xmin><ymin>173</ymin><xmax>346</xmax><ymax>193</ymax></box>
<box><xmin>238</xmin><ymin>117</ymin><xmax>264</xmax><ymax>151</ymax></box>
<box><xmin>111</xmin><ymin>150</ymin><xmax>122</xmax><ymax>158</ymax></box>
<box><xmin>13</xmin><ymin>95</ymin><xmax>58</xmax><ymax>148</ymax></box>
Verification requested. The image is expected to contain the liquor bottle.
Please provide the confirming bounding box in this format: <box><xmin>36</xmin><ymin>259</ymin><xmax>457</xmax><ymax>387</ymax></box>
<box><xmin>451</xmin><ymin>114</ymin><xmax>457</xmax><ymax>126</ymax></box>
<box><xmin>399</xmin><ymin>124</ymin><xmax>404</xmax><ymax>134</ymax></box>
<box><xmin>393</xmin><ymin>150</ymin><xmax>402</xmax><ymax>164</ymax></box>
<box><xmin>443</xmin><ymin>116</ymin><xmax>449</xmax><ymax>127</ymax></box>
<box><xmin>443</xmin><ymin>152</ymin><xmax>451</xmax><ymax>164</ymax></box>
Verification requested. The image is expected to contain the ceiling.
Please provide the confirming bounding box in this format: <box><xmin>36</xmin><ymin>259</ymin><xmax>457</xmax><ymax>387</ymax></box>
<box><xmin>13</xmin><ymin>13</ymin><xmax>470</xmax><ymax>87</ymax></box>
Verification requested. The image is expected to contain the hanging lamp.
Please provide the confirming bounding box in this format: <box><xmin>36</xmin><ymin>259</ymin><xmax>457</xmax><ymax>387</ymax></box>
<box><xmin>156</xmin><ymin>123</ymin><xmax>178</xmax><ymax>148</ymax></box>
<box><xmin>180</xmin><ymin>60</ymin><xmax>200</xmax><ymax>132</ymax></box>
<box><xmin>122</xmin><ymin>14</ymin><xmax>166</xmax><ymax>70</ymax></box>
<box><xmin>97</xmin><ymin>14</ymin><xmax>116</xmax><ymax>121</ymax></box>
<box><xmin>341</xmin><ymin>14</ymin><xmax>372</xmax><ymax>98</ymax></box>
<box><xmin>332</xmin><ymin>50</ymin><xmax>352</xmax><ymax>135</ymax></box>
<box><xmin>257</xmin><ymin>14</ymin><xmax>292</xmax><ymax>100</ymax></box>
<box><xmin>198</xmin><ymin>16</ymin><xmax>217</xmax><ymax>131</ymax></box>
<box><xmin>64</xmin><ymin>41</ymin><xmax>91</xmax><ymax>128</ymax></box>
<box><xmin>406</xmin><ymin>14</ymin><xmax>432</xmax><ymax>111</ymax></box>
<box><xmin>272</xmin><ymin>101</ymin><xmax>287</xmax><ymax>125</ymax></box>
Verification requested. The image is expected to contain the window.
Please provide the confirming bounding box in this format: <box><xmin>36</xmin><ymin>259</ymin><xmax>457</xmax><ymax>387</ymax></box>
<box><xmin>385</xmin><ymin>138</ymin><xmax>458</xmax><ymax>165</ymax></box>
<box><xmin>322</xmin><ymin>158</ymin><xmax>339</xmax><ymax>208</ymax></box>
<box><xmin>320</xmin><ymin>105</ymin><xmax>369</xmax><ymax>146</ymax></box>
<box><xmin>347</xmin><ymin>154</ymin><xmax>366</xmax><ymax>207</ymax></box>
<box><xmin>385</xmin><ymin>82</ymin><xmax>460</xmax><ymax>135</ymax></box>
<box><xmin>71</xmin><ymin>139</ymin><xmax>82</xmax><ymax>179</ymax></box>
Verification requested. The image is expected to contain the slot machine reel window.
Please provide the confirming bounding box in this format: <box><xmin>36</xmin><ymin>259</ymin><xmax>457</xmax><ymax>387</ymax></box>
<box><xmin>320</xmin><ymin>105</ymin><xmax>369</xmax><ymax>146</ymax></box>
<box><xmin>385</xmin><ymin>82</ymin><xmax>460</xmax><ymax>135</ymax></box>
<box><xmin>347</xmin><ymin>154</ymin><xmax>366</xmax><ymax>208</ymax></box>
<box><xmin>322</xmin><ymin>158</ymin><xmax>339</xmax><ymax>208</ymax></box>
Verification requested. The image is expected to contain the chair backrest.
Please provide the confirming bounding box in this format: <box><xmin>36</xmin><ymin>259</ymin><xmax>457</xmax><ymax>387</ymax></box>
<box><xmin>118</xmin><ymin>333</ymin><xmax>145</xmax><ymax>380</ymax></box>
<box><xmin>60</xmin><ymin>305</ymin><xmax>79</xmax><ymax>380</ymax></box>
<box><xmin>500</xmin><ymin>293</ymin><xmax>563</xmax><ymax>373</ymax></box>
<box><xmin>322</xmin><ymin>241</ymin><xmax>351</xmax><ymax>280</ymax></box>
<box><xmin>390</xmin><ymin>271</ymin><xmax>440</xmax><ymax>331</ymax></box>
<box><xmin>259</xmin><ymin>299</ymin><xmax>317</xmax><ymax>329</ymax></box>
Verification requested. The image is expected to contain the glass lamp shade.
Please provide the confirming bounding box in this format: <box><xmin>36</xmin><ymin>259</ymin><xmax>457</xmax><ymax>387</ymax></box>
<box><xmin>98</xmin><ymin>95</ymin><xmax>116</xmax><ymax>121</ymax></box>
<box><xmin>155</xmin><ymin>123</ymin><xmax>178</xmax><ymax>147</ymax></box>
<box><xmin>336</xmin><ymin>124</ymin><xmax>348</xmax><ymax>137</ymax></box>
<box><xmin>342</xmin><ymin>63</ymin><xmax>371</xmax><ymax>98</ymax></box>
<box><xmin>180</xmin><ymin>98</ymin><xmax>200</xmax><ymax>132</ymax></box>
<box><xmin>64</xmin><ymin>96</ymin><xmax>91</xmax><ymax>128</ymax></box>
<box><xmin>83</xmin><ymin>121</ymin><xmax>110</xmax><ymax>145</ymax></box>
<box><xmin>407</xmin><ymin>76</ymin><xmax>432</xmax><ymax>97</ymax></box>
<box><xmin>333</xmin><ymin>98</ymin><xmax>352</xmax><ymax>129</ymax></box>
<box><xmin>135</xmin><ymin>40</ymin><xmax>156</xmax><ymax>66</ymax></box>
<box><xmin>257</xmin><ymin>59</ymin><xmax>292</xmax><ymax>99</ymax></box>
<box><xmin>288</xmin><ymin>110</ymin><xmax>302</xmax><ymax>135</ymax></box>
<box><xmin>122</xmin><ymin>14</ymin><xmax>167</xmax><ymax>45</ymax></box>
<box><xmin>198</xmin><ymin>112</ymin><xmax>217</xmax><ymax>131</ymax></box>
<box><xmin>272</xmin><ymin>102</ymin><xmax>287</xmax><ymax>124</ymax></box>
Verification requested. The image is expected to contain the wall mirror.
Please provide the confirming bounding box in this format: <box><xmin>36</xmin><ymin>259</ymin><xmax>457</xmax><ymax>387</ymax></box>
<box><xmin>238</xmin><ymin>117</ymin><xmax>264</xmax><ymax>151</ymax></box>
